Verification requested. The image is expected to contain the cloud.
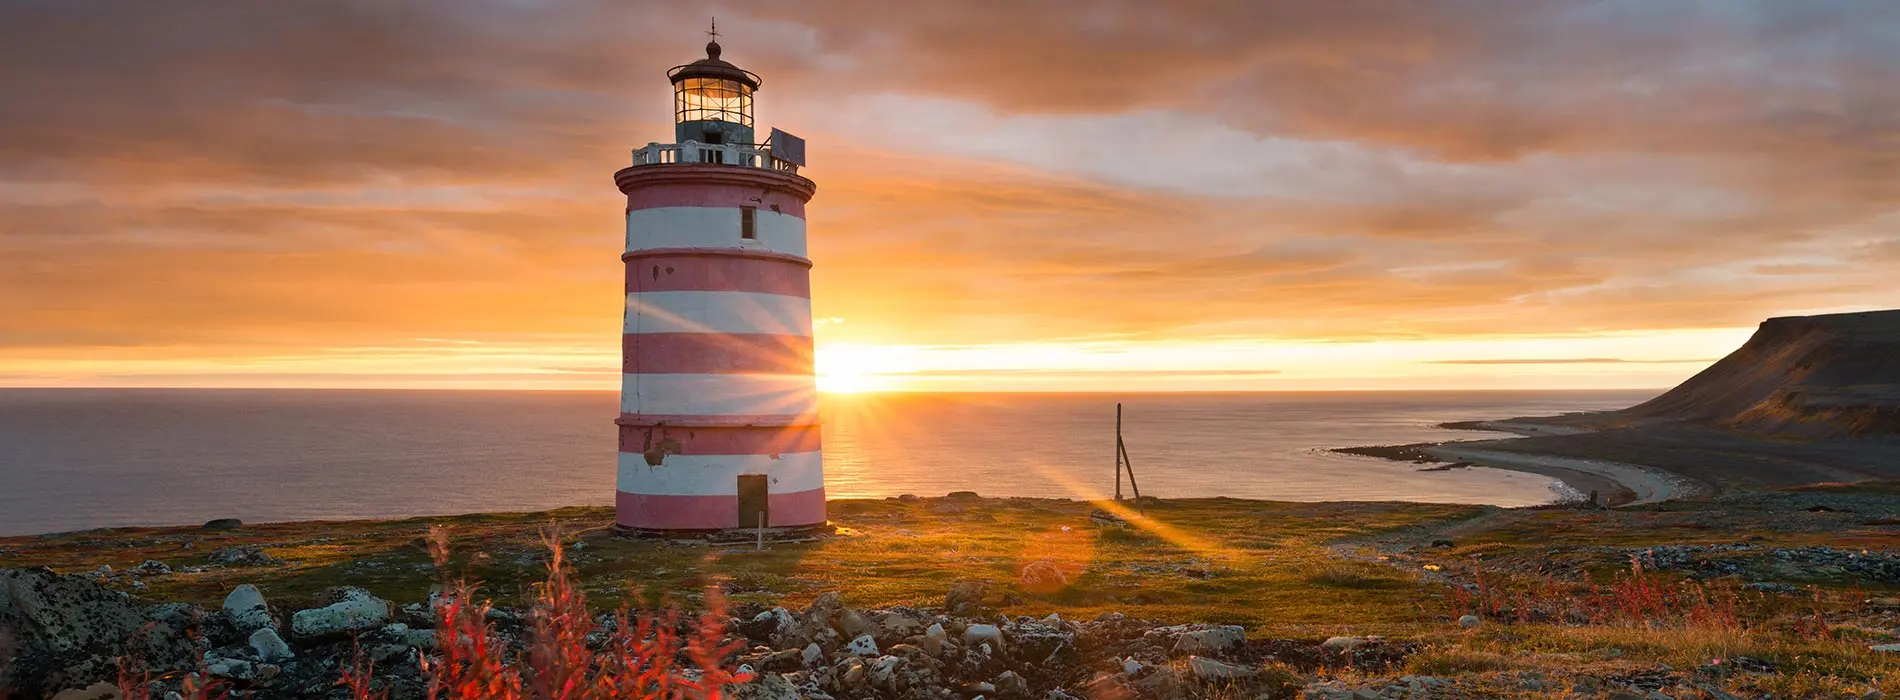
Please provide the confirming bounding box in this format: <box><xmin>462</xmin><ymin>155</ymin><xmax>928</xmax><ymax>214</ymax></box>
<box><xmin>1</xmin><ymin>0</ymin><xmax>1897</xmax><ymax>387</ymax></box>
<box><xmin>1425</xmin><ymin>358</ymin><xmax>1715</xmax><ymax>365</ymax></box>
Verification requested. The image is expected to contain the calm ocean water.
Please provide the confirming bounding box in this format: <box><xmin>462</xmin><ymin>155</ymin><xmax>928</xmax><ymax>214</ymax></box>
<box><xmin>0</xmin><ymin>389</ymin><xmax>1654</xmax><ymax>536</ymax></box>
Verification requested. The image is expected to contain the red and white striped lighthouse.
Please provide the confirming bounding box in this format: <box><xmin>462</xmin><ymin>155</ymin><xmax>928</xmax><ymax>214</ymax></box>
<box><xmin>612</xmin><ymin>36</ymin><xmax>823</xmax><ymax>531</ymax></box>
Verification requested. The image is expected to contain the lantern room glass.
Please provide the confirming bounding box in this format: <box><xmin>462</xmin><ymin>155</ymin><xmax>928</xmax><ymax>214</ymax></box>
<box><xmin>675</xmin><ymin>77</ymin><xmax>754</xmax><ymax>128</ymax></box>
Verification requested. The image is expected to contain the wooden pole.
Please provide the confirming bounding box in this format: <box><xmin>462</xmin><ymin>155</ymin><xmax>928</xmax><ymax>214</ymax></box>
<box><xmin>1114</xmin><ymin>403</ymin><xmax>1124</xmax><ymax>501</ymax></box>
<box><xmin>756</xmin><ymin>511</ymin><xmax>766</xmax><ymax>551</ymax></box>
<box><xmin>1119</xmin><ymin>438</ymin><xmax>1144</xmax><ymax>515</ymax></box>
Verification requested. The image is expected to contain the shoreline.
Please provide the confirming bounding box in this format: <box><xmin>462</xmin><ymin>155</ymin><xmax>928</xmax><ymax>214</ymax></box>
<box><xmin>1334</xmin><ymin>418</ymin><xmax>1700</xmax><ymax>507</ymax></box>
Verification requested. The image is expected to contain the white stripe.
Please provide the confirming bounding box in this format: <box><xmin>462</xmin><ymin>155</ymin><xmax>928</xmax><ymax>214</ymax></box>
<box><xmin>625</xmin><ymin>291</ymin><xmax>813</xmax><ymax>337</ymax></box>
<box><xmin>626</xmin><ymin>207</ymin><xmax>807</xmax><ymax>258</ymax></box>
<box><xmin>617</xmin><ymin>450</ymin><xmax>823</xmax><ymax>496</ymax></box>
<box><xmin>621</xmin><ymin>373</ymin><xmax>817</xmax><ymax>416</ymax></box>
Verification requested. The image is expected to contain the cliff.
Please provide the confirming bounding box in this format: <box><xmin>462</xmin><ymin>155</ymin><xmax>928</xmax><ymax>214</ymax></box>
<box><xmin>1623</xmin><ymin>309</ymin><xmax>1900</xmax><ymax>438</ymax></box>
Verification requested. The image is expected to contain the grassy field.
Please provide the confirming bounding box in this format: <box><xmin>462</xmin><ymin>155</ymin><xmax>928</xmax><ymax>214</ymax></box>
<box><xmin>4</xmin><ymin>493</ymin><xmax>1898</xmax><ymax>695</ymax></box>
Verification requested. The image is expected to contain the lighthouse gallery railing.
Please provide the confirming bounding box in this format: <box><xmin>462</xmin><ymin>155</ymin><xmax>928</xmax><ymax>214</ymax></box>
<box><xmin>630</xmin><ymin>141</ymin><xmax>801</xmax><ymax>174</ymax></box>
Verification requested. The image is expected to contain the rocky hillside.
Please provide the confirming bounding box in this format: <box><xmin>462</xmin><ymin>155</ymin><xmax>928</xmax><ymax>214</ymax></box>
<box><xmin>1625</xmin><ymin>309</ymin><xmax>1900</xmax><ymax>438</ymax></box>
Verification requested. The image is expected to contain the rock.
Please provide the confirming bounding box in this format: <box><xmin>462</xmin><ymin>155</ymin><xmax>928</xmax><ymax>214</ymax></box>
<box><xmin>1172</xmin><ymin>625</ymin><xmax>1245</xmax><ymax>655</ymax></box>
<box><xmin>838</xmin><ymin>608</ymin><xmax>875</xmax><ymax>640</ymax></box>
<box><xmin>0</xmin><ymin>567</ymin><xmax>145</xmax><ymax>694</ymax></box>
<box><xmin>1122</xmin><ymin>657</ymin><xmax>1143</xmax><ymax>675</ymax></box>
<box><xmin>290</xmin><ymin>587</ymin><xmax>391</xmax><ymax>639</ymax></box>
<box><xmin>203</xmin><ymin>649</ymin><xmax>280</xmax><ymax>682</ymax></box>
<box><xmin>207</xmin><ymin>545</ymin><xmax>282</xmax><ymax>567</ymax></box>
<box><xmin>1322</xmin><ymin>635</ymin><xmax>1372</xmax><ymax>650</ymax></box>
<box><xmin>1088</xmin><ymin>509</ymin><xmax>1127</xmax><ymax>526</ymax></box>
<box><xmin>249</xmin><ymin>627</ymin><xmax>293</xmax><ymax>662</ymax></box>
<box><xmin>1187</xmin><ymin>656</ymin><xmax>1257</xmax><ymax>681</ymax></box>
<box><xmin>1459</xmin><ymin>614</ymin><xmax>1482</xmax><ymax>629</ymax></box>
<box><xmin>731</xmin><ymin>672</ymin><xmax>803</xmax><ymax>700</ymax></box>
<box><xmin>922</xmin><ymin>623</ymin><xmax>947</xmax><ymax>656</ymax></box>
<box><xmin>222</xmin><ymin>584</ymin><xmax>272</xmax><ymax>633</ymax></box>
<box><xmin>1007</xmin><ymin>618</ymin><xmax>1073</xmax><ymax>662</ymax></box>
<box><xmin>945</xmin><ymin>491</ymin><xmax>981</xmax><ymax>500</ymax></box>
<box><xmin>49</xmin><ymin>682</ymin><xmax>121</xmax><ymax>700</ymax></box>
<box><xmin>847</xmin><ymin>633</ymin><xmax>879</xmax><ymax>656</ymax></box>
<box><xmin>133</xmin><ymin>560</ymin><xmax>172</xmax><ymax>575</ymax></box>
<box><xmin>803</xmin><ymin>643</ymin><xmax>825</xmax><ymax>667</ymax></box>
<box><xmin>147</xmin><ymin>602</ymin><xmax>201</xmax><ymax>627</ymax></box>
<box><xmin>872</xmin><ymin>610</ymin><xmax>925</xmax><ymax>641</ymax></box>
<box><xmin>994</xmin><ymin>670</ymin><xmax>1029</xmax><ymax>697</ymax></box>
<box><xmin>867</xmin><ymin>655</ymin><xmax>902</xmax><ymax>687</ymax></box>
<box><xmin>201</xmin><ymin>518</ymin><xmax>243</xmax><ymax>530</ymax></box>
<box><xmin>1431</xmin><ymin>539</ymin><xmax>1455</xmax><ymax>548</ymax></box>
<box><xmin>963</xmin><ymin>623</ymin><xmax>1004</xmax><ymax>650</ymax></box>
<box><xmin>946</xmin><ymin>580</ymin><xmax>987</xmax><ymax>613</ymax></box>
<box><xmin>1871</xmin><ymin>643</ymin><xmax>1900</xmax><ymax>653</ymax></box>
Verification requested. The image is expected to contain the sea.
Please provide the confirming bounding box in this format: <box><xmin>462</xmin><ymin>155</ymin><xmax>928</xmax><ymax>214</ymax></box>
<box><xmin>0</xmin><ymin>389</ymin><xmax>1656</xmax><ymax>537</ymax></box>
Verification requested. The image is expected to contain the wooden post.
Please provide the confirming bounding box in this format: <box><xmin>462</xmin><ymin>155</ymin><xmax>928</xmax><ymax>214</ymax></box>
<box><xmin>756</xmin><ymin>511</ymin><xmax>766</xmax><ymax>551</ymax></box>
<box><xmin>1119</xmin><ymin>437</ymin><xmax>1144</xmax><ymax>515</ymax></box>
<box><xmin>1114</xmin><ymin>403</ymin><xmax>1124</xmax><ymax>501</ymax></box>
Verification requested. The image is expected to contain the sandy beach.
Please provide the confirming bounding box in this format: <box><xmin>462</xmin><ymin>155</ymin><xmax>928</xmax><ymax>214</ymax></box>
<box><xmin>1423</xmin><ymin>443</ymin><xmax>1706</xmax><ymax>507</ymax></box>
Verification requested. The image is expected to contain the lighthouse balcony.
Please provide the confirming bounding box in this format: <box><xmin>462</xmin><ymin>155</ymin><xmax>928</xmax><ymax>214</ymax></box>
<box><xmin>631</xmin><ymin>140</ymin><xmax>801</xmax><ymax>174</ymax></box>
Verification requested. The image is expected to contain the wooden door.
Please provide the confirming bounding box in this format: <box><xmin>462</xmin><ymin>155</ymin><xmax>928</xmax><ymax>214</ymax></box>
<box><xmin>736</xmin><ymin>474</ymin><xmax>769</xmax><ymax>529</ymax></box>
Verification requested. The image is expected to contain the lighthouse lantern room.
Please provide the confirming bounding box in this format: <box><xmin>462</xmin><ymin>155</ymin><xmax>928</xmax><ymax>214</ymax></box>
<box><xmin>612</xmin><ymin>32</ymin><xmax>823</xmax><ymax>532</ymax></box>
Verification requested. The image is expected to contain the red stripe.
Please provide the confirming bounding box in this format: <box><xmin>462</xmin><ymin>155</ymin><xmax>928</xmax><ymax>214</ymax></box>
<box><xmin>618</xmin><ymin>413</ymin><xmax>820</xmax><ymax>428</ymax></box>
<box><xmin>618</xmin><ymin>423</ymin><xmax>821</xmax><ymax>456</ymax></box>
<box><xmin>623</xmin><ymin>333</ymin><xmax>812</xmax><ymax>375</ymax></box>
<box><xmin>616</xmin><ymin>488</ymin><xmax>827</xmax><ymax>530</ymax></box>
<box><xmin>615</xmin><ymin>165</ymin><xmax>813</xmax><ymax>219</ymax></box>
<box><xmin>625</xmin><ymin>253</ymin><xmax>811</xmax><ymax>297</ymax></box>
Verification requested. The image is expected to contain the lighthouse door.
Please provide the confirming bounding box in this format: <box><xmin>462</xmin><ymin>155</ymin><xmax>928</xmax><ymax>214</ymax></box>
<box><xmin>736</xmin><ymin>474</ymin><xmax>769</xmax><ymax>529</ymax></box>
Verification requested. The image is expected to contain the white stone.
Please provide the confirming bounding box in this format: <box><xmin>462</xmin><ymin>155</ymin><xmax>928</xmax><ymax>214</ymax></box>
<box><xmin>291</xmin><ymin>588</ymin><xmax>391</xmax><ymax>639</ymax></box>
<box><xmin>1459</xmin><ymin>615</ymin><xmax>1482</xmax><ymax>629</ymax></box>
<box><xmin>1172</xmin><ymin>625</ymin><xmax>1246</xmax><ymax>655</ymax></box>
<box><xmin>1188</xmin><ymin>656</ymin><xmax>1257</xmax><ymax>681</ymax></box>
<box><xmin>847</xmin><ymin>634</ymin><xmax>879</xmax><ymax>656</ymax></box>
<box><xmin>963</xmin><ymin>623</ymin><xmax>1004</xmax><ymax>648</ymax></box>
<box><xmin>1322</xmin><ymin>635</ymin><xmax>1371</xmax><ymax>650</ymax></box>
<box><xmin>1122</xmin><ymin>657</ymin><xmax>1143</xmax><ymax>675</ymax></box>
<box><xmin>922</xmin><ymin>623</ymin><xmax>947</xmax><ymax>655</ymax></box>
<box><xmin>222</xmin><ymin>584</ymin><xmax>272</xmax><ymax>633</ymax></box>
<box><xmin>1872</xmin><ymin>643</ymin><xmax>1900</xmax><ymax>653</ymax></box>
<box><xmin>869</xmin><ymin>655</ymin><xmax>902</xmax><ymax>685</ymax></box>
<box><xmin>249</xmin><ymin>627</ymin><xmax>294</xmax><ymax>662</ymax></box>
<box><xmin>802</xmin><ymin>642</ymin><xmax>824</xmax><ymax>666</ymax></box>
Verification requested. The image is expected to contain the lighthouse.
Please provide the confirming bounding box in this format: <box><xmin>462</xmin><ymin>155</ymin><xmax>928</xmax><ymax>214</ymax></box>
<box><xmin>612</xmin><ymin>34</ymin><xmax>823</xmax><ymax>532</ymax></box>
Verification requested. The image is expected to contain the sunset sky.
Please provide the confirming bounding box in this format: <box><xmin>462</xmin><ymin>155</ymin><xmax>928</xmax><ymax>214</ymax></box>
<box><xmin>2</xmin><ymin>1</ymin><xmax>1896</xmax><ymax>392</ymax></box>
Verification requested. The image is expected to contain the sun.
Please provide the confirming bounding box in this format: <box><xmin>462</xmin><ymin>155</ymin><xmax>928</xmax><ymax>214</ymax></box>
<box><xmin>817</xmin><ymin>367</ymin><xmax>886</xmax><ymax>394</ymax></box>
<box><xmin>814</xmin><ymin>344</ymin><xmax>904</xmax><ymax>394</ymax></box>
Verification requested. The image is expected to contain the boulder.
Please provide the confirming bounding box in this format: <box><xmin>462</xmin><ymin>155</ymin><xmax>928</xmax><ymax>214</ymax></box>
<box><xmin>249</xmin><ymin>627</ymin><xmax>293</xmax><ymax>662</ymax></box>
<box><xmin>945</xmin><ymin>580</ymin><xmax>987</xmax><ymax>613</ymax></box>
<box><xmin>921</xmin><ymin>623</ymin><xmax>947</xmax><ymax>656</ymax></box>
<box><xmin>1458</xmin><ymin>614</ymin><xmax>1482</xmax><ymax>629</ymax></box>
<box><xmin>1188</xmin><ymin>656</ymin><xmax>1257</xmax><ymax>681</ymax></box>
<box><xmin>132</xmin><ymin>560</ymin><xmax>172</xmax><ymax>576</ymax></box>
<box><xmin>730</xmin><ymin>673</ymin><xmax>803</xmax><ymax>700</ymax></box>
<box><xmin>222</xmin><ymin>584</ymin><xmax>272</xmax><ymax>633</ymax></box>
<box><xmin>837</xmin><ymin>608</ymin><xmax>875</xmax><ymax>640</ymax></box>
<box><xmin>202</xmin><ymin>518</ymin><xmax>243</xmax><ymax>531</ymax></box>
<box><xmin>207</xmin><ymin>545</ymin><xmax>282</xmax><ymax>568</ymax></box>
<box><xmin>1322</xmin><ymin>636</ymin><xmax>1373</xmax><ymax>650</ymax></box>
<box><xmin>963</xmin><ymin>623</ymin><xmax>1004</xmax><ymax>650</ymax></box>
<box><xmin>1172</xmin><ymin>625</ymin><xmax>1245</xmax><ymax>655</ymax></box>
<box><xmin>0</xmin><ymin>567</ymin><xmax>144</xmax><ymax>694</ymax></box>
<box><xmin>290</xmin><ymin>587</ymin><xmax>391</xmax><ymax>640</ymax></box>
<box><xmin>847</xmin><ymin>633</ymin><xmax>879</xmax><ymax>656</ymax></box>
<box><xmin>48</xmin><ymin>682</ymin><xmax>121</xmax><ymax>700</ymax></box>
<box><xmin>995</xmin><ymin>670</ymin><xmax>1030</xmax><ymax>697</ymax></box>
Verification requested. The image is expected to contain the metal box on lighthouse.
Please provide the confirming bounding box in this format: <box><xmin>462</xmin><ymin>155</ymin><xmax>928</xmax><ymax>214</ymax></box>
<box><xmin>612</xmin><ymin>35</ymin><xmax>823</xmax><ymax>532</ymax></box>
